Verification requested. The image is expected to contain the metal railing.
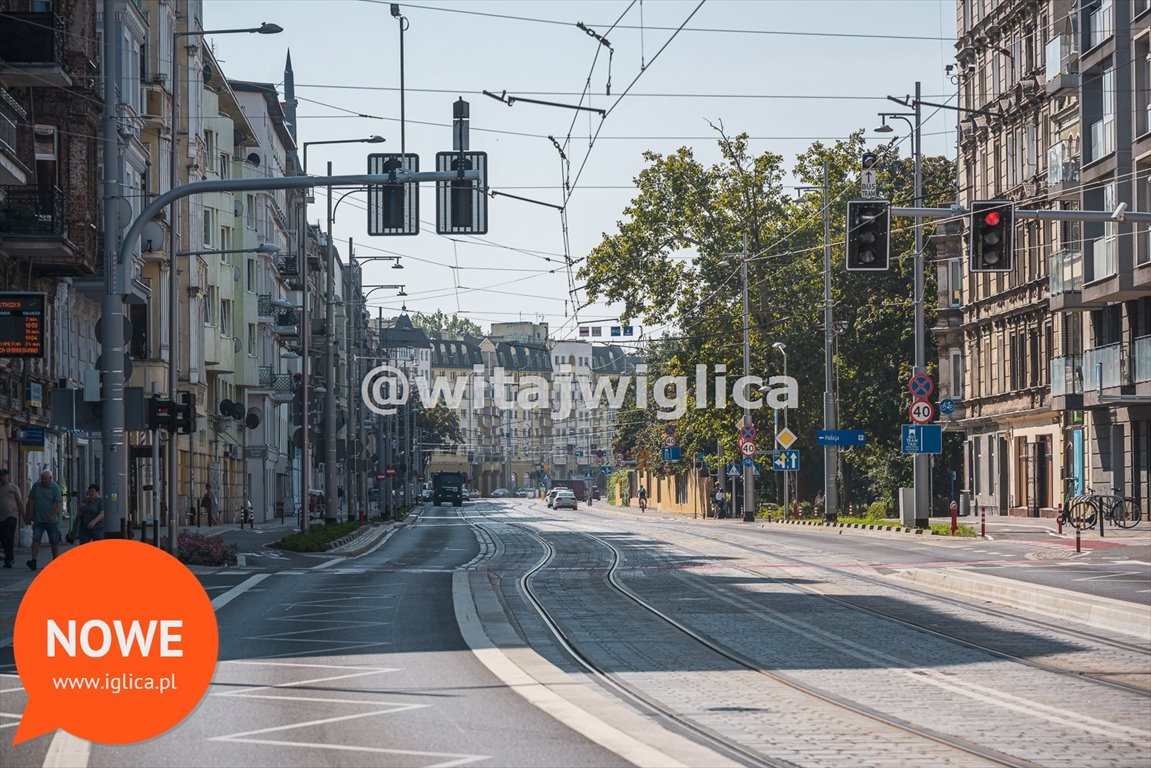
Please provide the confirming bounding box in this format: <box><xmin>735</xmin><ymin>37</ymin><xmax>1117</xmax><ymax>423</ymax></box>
<box><xmin>1046</xmin><ymin>141</ymin><xmax>1080</xmax><ymax>186</ymax></box>
<box><xmin>0</xmin><ymin>12</ymin><xmax>64</xmax><ymax>66</ymax></box>
<box><xmin>0</xmin><ymin>185</ymin><xmax>65</xmax><ymax>235</ymax></box>
<box><xmin>0</xmin><ymin>109</ymin><xmax>17</xmax><ymax>155</ymax></box>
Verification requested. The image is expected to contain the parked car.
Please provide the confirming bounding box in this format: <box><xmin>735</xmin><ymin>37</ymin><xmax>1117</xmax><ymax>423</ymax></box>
<box><xmin>590</xmin><ymin>486</ymin><xmax>602</xmax><ymax>500</ymax></box>
<box><xmin>418</xmin><ymin>489</ymin><xmax>433</xmax><ymax>503</ymax></box>
<box><xmin>467</xmin><ymin>488</ymin><xmax>481</xmax><ymax>500</ymax></box>
<box><xmin>552</xmin><ymin>489</ymin><xmax>578</xmax><ymax>510</ymax></box>
<box><xmin>490</xmin><ymin>488</ymin><xmax>510</xmax><ymax>497</ymax></box>
<box><xmin>545</xmin><ymin>488</ymin><xmax>560</xmax><ymax>508</ymax></box>
<box><xmin>515</xmin><ymin>487</ymin><xmax>533</xmax><ymax>498</ymax></box>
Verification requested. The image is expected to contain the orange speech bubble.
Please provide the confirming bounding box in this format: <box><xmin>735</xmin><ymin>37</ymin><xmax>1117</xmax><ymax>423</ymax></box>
<box><xmin>13</xmin><ymin>539</ymin><xmax>218</xmax><ymax>744</ymax></box>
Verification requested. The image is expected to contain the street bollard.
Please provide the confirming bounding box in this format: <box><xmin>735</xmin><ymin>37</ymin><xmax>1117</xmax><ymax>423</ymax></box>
<box><xmin>1076</xmin><ymin>523</ymin><xmax>1081</xmax><ymax>553</ymax></box>
<box><xmin>950</xmin><ymin>500</ymin><xmax>958</xmax><ymax>535</ymax></box>
<box><xmin>1057</xmin><ymin>512</ymin><xmax>1063</xmax><ymax>535</ymax></box>
<box><xmin>980</xmin><ymin>508</ymin><xmax>986</xmax><ymax>539</ymax></box>
<box><xmin>1099</xmin><ymin>505</ymin><xmax>1105</xmax><ymax>539</ymax></box>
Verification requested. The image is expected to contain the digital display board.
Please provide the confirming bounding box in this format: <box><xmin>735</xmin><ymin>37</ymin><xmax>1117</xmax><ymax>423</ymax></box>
<box><xmin>0</xmin><ymin>292</ymin><xmax>47</xmax><ymax>358</ymax></box>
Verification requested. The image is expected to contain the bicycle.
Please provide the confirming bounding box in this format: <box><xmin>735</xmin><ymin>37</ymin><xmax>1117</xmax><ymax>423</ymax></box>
<box><xmin>638</xmin><ymin>496</ymin><xmax>647</xmax><ymax>513</ymax></box>
<box><xmin>1063</xmin><ymin>491</ymin><xmax>1143</xmax><ymax>530</ymax></box>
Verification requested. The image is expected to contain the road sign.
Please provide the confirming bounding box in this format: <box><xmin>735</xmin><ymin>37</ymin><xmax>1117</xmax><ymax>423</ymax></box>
<box><xmin>574</xmin><ymin>449</ymin><xmax>584</xmax><ymax>457</ymax></box>
<box><xmin>595</xmin><ymin>455</ymin><xmax>606</xmax><ymax>466</ymax></box>
<box><xmin>664</xmin><ymin>436</ymin><xmax>677</xmax><ymax>447</ymax></box>
<box><xmin>773</xmin><ymin>449</ymin><xmax>800</xmax><ymax>472</ymax></box>
<box><xmin>909</xmin><ymin>400</ymin><xmax>935</xmax><ymax>424</ymax></box>
<box><xmin>901</xmin><ymin>424</ymin><xmax>943</xmax><ymax>454</ymax></box>
<box><xmin>776</xmin><ymin>428</ymin><xmax>797</xmax><ymax>449</ymax></box>
<box><xmin>601</xmin><ymin>466</ymin><xmax>611</xmax><ymax>475</ymax></box>
<box><xmin>908</xmin><ymin>374</ymin><xmax>934</xmax><ymax>398</ymax></box>
<box><xmin>727</xmin><ymin>463</ymin><xmax>741</xmax><ymax>477</ymax></box>
<box><xmin>664</xmin><ymin>425</ymin><xmax>676</xmax><ymax>436</ymax></box>
<box><xmin>939</xmin><ymin>398</ymin><xmax>956</xmax><ymax>416</ymax></box>
<box><xmin>743</xmin><ymin>456</ymin><xmax>754</xmax><ymax>467</ymax></box>
<box><xmin>741</xmin><ymin>441</ymin><xmax>756</xmax><ymax>456</ymax></box>
<box><xmin>860</xmin><ymin>168</ymin><xmax>878</xmax><ymax>198</ymax></box>
<box><xmin>739</xmin><ymin>423</ymin><xmax>756</xmax><ymax>441</ymax></box>
<box><xmin>661</xmin><ymin>446</ymin><xmax>681</xmax><ymax>462</ymax></box>
<box><xmin>816</xmin><ymin>429</ymin><xmax>867</xmax><ymax>446</ymax></box>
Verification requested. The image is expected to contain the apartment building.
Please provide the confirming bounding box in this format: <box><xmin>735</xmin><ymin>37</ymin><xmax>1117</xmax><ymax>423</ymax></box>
<box><xmin>953</xmin><ymin>0</ymin><xmax>1150</xmax><ymax>515</ymax></box>
<box><xmin>1</xmin><ymin>0</ymin><xmax>104</xmax><ymax>505</ymax></box>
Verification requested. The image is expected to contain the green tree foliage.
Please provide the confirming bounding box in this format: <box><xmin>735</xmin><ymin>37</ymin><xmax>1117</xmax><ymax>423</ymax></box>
<box><xmin>579</xmin><ymin>127</ymin><xmax>957</xmax><ymax>506</ymax></box>
<box><xmin>410</xmin><ymin>309</ymin><xmax>483</xmax><ymax>339</ymax></box>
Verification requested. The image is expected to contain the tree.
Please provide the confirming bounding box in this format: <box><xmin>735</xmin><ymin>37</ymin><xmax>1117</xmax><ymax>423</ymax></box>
<box><xmin>410</xmin><ymin>309</ymin><xmax>482</xmax><ymax>339</ymax></box>
<box><xmin>579</xmin><ymin>127</ymin><xmax>957</xmax><ymax>508</ymax></box>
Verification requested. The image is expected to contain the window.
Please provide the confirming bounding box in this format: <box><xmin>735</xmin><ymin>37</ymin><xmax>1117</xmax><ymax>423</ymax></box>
<box><xmin>246</xmin><ymin>259</ymin><xmax>255</xmax><ymax>292</ymax></box>
<box><xmin>221</xmin><ymin>299</ymin><xmax>232</xmax><ymax>336</ymax></box>
<box><xmin>948</xmin><ymin>259</ymin><xmax>962</xmax><ymax>307</ymax></box>
<box><xmin>950</xmin><ymin>350</ymin><xmax>964</xmax><ymax>398</ymax></box>
<box><xmin>246</xmin><ymin>194</ymin><xmax>256</xmax><ymax>229</ymax></box>
<box><xmin>205</xmin><ymin>286</ymin><xmax>217</xmax><ymax>326</ymax></box>
<box><xmin>219</xmin><ymin>225</ymin><xmax>232</xmax><ymax>258</ymax></box>
<box><xmin>203</xmin><ymin>208</ymin><xmax>213</xmax><ymax>247</ymax></box>
<box><xmin>219</xmin><ymin>153</ymin><xmax>230</xmax><ymax>179</ymax></box>
<box><xmin>247</xmin><ymin>323</ymin><xmax>256</xmax><ymax>354</ymax></box>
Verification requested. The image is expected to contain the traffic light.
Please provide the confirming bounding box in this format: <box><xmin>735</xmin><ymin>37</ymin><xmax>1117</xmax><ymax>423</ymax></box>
<box><xmin>845</xmin><ymin>199</ymin><xmax>891</xmax><ymax>271</ymax></box>
<box><xmin>147</xmin><ymin>396</ymin><xmax>175</xmax><ymax>431</ymax></box>
<box><xmin>174</xmin><ymin>392</ymin><xmax>197</xmax><ymax>434</ymax></box>
<box><xmin>969</xmin><ymin>200</ymin><xmax>1015</xmax><ymax>272</ymax></box>
<box><xmin>291</xmin><ymin>373</ymin><xmax>304</xmax><ymax>426</ymax></box>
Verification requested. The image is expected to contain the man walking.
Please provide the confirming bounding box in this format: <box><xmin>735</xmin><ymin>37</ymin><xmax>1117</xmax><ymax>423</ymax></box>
<box><xmin>0</xmin><ymin>468</ymin><xmax>23</xmax><ymax>568</ymax></box>
<box><xmin>26</xmin><ymin>469</ymin><xmax>63</xmax><ymax>570</ymax></box>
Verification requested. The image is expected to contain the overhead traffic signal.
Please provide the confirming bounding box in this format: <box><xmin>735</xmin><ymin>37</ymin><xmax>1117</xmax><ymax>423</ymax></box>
<box><xmin>969</xmin><ymin>200</ymin><xmax>1015</xmax><ymax>272</ymax></box>
<box><xmin>845</xmin><ymin>199</ymin><xmax>891</xmax><ymax>271</ymax></box>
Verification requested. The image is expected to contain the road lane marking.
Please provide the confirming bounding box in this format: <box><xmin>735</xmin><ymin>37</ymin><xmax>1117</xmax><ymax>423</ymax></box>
<box><xmin>211</xmin><ymin>573</ymin><xmax>270</xmax><ymax>611</ymax></box>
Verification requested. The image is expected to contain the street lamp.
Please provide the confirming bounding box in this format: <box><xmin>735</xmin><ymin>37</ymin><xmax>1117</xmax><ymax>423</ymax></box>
<box><xmin>166</xmin><ymin>21</ymin><xmax>281</xmax><ymax>551</ymax></box>
<box><xmin>876</xmin><ymin>84</ymin><xmax>927</xmax><ymax>527</ymax></box>
<box><xmin>303</xmin><ymin>136</ymin><xmax>387</xmax><ymax>179</ymax></box>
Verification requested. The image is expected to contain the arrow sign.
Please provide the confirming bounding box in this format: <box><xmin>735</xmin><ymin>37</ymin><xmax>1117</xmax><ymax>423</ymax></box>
<box><xmin>816</xmin><ymin>429</ymin><xmax>866</xmax><ymax>446</ymax></box>
<box><xmin>773</xmin><ymin>449</ymin><xmax>800</xmax><ymax>471</ymax></box>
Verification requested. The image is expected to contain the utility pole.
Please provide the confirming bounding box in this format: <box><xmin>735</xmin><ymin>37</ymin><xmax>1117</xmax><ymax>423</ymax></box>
<box><xmin>299</xmin><ymin>181</ymin><xmax>311</xmax><ymax>532</ymax></box>
<box><xmin>325</xmin><ymin>163</ymin><xmax>338</xmax><ymax>523</ymax></box>
<box><xmin>100</xmin><ymin>0</ymin><xmax>127</xmax><ymax>537</ymax></box>
<box><xmin>911</xmin><ymin>81</ymin><xmax>929</xmax><ymax>528</ymax></box>
<box><xmin>822</xmin><ymin>161</ymin><xmax>837</xmax><ymax>523</ymax></box>
<box><xmin>740</xmin><ymin>234</ymin><xmax>755</xmax><ymax>522</ymax></box>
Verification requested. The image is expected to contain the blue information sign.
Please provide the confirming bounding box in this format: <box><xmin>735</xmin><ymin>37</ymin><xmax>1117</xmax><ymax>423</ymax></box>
<box><xmin>901</xmin><ymin>424</ymin><xmax>943</xmax><ymax>454</ymax></box>
<box><xmin>727</xmin><ymin>463</ymin><xmax>741</xmax><ymax>477</ymax></box>
<box><xmin>773</xmin><ymin>449</ymin><xmax>800</xmax><ymax>471</ymax></box>
<box><xmin>661</xmin><ymin>446</ymin><xmax>682</xmax><ymax>462</ymax></box>
<box><xmin>939</xmin><ymin>398</ymin><xmax>956</xmax><ymax>415</ymax></box>
<box><xmin>816</xmin><ymin>429</ymin><xmax>867</xmax><ymax>446</ymax></box>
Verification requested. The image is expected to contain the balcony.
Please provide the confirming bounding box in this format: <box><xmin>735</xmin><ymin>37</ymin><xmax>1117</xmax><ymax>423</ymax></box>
<box><xmin>0</xmin><ymin>185</ymin><xmax>94</xmax><ymax>276</ymax></box>
<box><xmin>1083</xmin><ymin>342</ymin><xmax>1123</xmax><ymax>393</ymax></box>
<box><xmin>1045</xmin><ymin>141</ymin><xmax>1080</xmax><ymax>196</ymax></box>
<box><xmin>0</xmin><ymin>13</ymin><xmax>72</xmax><ymax>87</ymax></box>
<box><xmin>257</xmin><ymin>294</ymin><xmax>275</xmax><ymax>321</ymax></box>
<box><xmin>0</xmin><ymin>94</ymin><xmax>29</xmax><ymax>186</ymax></box>
<box><xmin>1050</xmin><ymin>356</ymin><xmax>1083</xmax><ymax>398</ymax></box>
<box><xmin>1088</xmin><ymin>2</ymin><xmax>1113</xmax><ymax>52</ymax></box>
<box><xmin>272</xmin><ymin>308</ymin><xmax>300</xmax><ymax>337</ymax></box>
<box><xmin>1045</xmin><ymin>35</ymin><xmax>1080</xmax><ymax>95</ymax></box>
<box><xmin>1048</xmin><ymin>249</ymin><xmax>1099</xmax><ymax>310</ymax></box>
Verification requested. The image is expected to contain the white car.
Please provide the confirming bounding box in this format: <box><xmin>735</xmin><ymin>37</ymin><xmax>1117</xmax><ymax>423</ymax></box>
<box><xmin>545</xmin><ymin>488</ymin><xmax>560</xmax><ymax>508</ymax></box>
<box><xmin>552</xmin><ymin>489</ymin><xmax>578</xmax><ymax>510</ymax></box>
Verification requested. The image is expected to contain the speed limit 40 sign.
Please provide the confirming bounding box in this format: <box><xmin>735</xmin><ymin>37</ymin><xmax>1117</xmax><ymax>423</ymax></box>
<box><xmin>909</xmin><ymin>400</ymin><xmax>935</xmax><ymax>424</ymax></box>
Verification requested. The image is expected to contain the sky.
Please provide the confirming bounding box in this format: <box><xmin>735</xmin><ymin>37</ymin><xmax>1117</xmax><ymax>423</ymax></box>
<box><xmin>204</xmin><ymin>0</ymin><xmax>959</xmax><ymax>340</ymax></box>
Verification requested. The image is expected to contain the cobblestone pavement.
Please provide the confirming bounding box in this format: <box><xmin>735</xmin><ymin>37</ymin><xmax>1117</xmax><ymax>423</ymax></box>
<box><xmin>464</xmin><ymin>501</ymin><xmax>1151</xmax><ymax>768</ymax></box>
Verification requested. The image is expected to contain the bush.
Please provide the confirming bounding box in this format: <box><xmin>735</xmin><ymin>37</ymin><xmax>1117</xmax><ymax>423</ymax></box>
<box><xmin>271</xmin><ymin>520</ymin><xmax>368</xmax><ymax>552</ymax></box>
<box><xmin>160</xmin><ymin>531</ymin><xmax>238</xmax><ymax>567</ymax></box>
<box><xmin>865</xmin><ymin>500</ymin><xmax>894</xmax><ymax>520</ymax></box>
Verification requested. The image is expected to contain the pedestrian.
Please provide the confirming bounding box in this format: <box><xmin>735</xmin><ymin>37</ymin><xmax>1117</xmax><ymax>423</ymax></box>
<box><xmin>25</xmin><ymin>469</ymin><xmax>63</xmax><ymax>570</ymax></box>
<box><xmin>200</xmin><ymin>483</ymin><xmax>215</xmax><ymax>526</ymax></box>
<box><xmin>714</xmin><ymin>487</ymin><xmax>726</xmax><ymax>518</ymax></box>
<box><xmin>0</xmin><ymin>468</ymin><xmax>24</xmax><ymax>568</ymax></box>
<box><xmin>77</xmin><ymin>483</ymin><xmax>105</xmax><ymax>544</ymax></box>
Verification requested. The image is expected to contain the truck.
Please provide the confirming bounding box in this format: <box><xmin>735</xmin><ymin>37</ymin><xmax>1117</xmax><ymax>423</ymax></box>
<box><xmin>551</xmin><ymin>478</ymin><xmax>589</xmax><ymax>502</ymax></box>
<box><xmin>432</xmin><ymin>471</ymin><xmax>467</xmax><ymax>507</ymax></box>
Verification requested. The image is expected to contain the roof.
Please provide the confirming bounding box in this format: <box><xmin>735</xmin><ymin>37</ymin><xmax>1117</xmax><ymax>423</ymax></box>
<box><xmin>431</xmin><ymin>337</ymin><xmax>483</xmax><ymax>368</ymax></box>
<box><xmin>228</xmin><ymin>80</ymin><xmax>296</xmax><ymax>152</ymax></box>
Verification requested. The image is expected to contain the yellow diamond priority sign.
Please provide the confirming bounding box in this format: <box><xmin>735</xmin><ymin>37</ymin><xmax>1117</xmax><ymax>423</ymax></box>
<box><xmin>776</xmin><ymin>428</ymin><xmax>797</xmax><ymax>449</ymax></box>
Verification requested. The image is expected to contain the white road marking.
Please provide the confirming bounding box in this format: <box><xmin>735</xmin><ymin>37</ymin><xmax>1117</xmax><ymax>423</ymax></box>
<box><xmin>1072</xmin><ymin>570</ymin><xmax>1146</xmax><ymax>582</ymax></box>
<box><xmin>211</xmin><ymin>573</ymin><xmax>270</xmax><ymax>611</ymax></box>
<box><xmin>209</xmin><ymin>736</ymin><xmax>486</xmax><ymax>767</ymax></box>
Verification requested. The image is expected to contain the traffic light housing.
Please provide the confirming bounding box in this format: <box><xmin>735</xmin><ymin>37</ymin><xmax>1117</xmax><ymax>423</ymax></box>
<box><xmin>147</xmin><ymin>396</ymin><xmax>175</xmax><ymax>431</ymax></box>
<box><xmin>174</xmin><ymin>392</ymin><xmax>197</xmax><ymax>434</ymax></box>
<box><xmin>845</xmin><ymin>199</ymin><xmax>891</xmax><ymax>271</ymax></box>
<box><xmin>969</xmin><ymin>200</ymin><xmax>1015</xmax><ymax>272</ymax></box>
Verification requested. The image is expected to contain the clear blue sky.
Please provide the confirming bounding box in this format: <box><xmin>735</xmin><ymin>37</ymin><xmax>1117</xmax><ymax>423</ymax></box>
<box><xmin>205</xmin><ymin>0</ymin><xmax>957</xmax><ymax>338</ymax></box>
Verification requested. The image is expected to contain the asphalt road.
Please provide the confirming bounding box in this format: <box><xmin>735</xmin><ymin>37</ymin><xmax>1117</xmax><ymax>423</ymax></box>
<box><xmin>1</xmin><ymin>506</ymin><xmax>628</xmax><ymax>768</ymax></box>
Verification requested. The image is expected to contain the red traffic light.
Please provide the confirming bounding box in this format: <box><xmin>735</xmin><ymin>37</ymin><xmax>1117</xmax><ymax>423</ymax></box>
<box><xmin>983</xmin><ymin>211</ymin><xmax>1001</xmax><ymax>226</ymax></box>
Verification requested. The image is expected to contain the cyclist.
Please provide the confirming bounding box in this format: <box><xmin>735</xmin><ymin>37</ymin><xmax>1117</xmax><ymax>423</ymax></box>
<box><xmin>637</xmin><ymin>484</ymin><xmax>647</xmax><ymax>513</ymax></box>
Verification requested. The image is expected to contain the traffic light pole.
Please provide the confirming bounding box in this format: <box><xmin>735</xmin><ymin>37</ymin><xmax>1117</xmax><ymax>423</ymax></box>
<box><xmin>822</xmin><ymin>161</ymin><xmax>837</xmax><ymax>524</ymax></box>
